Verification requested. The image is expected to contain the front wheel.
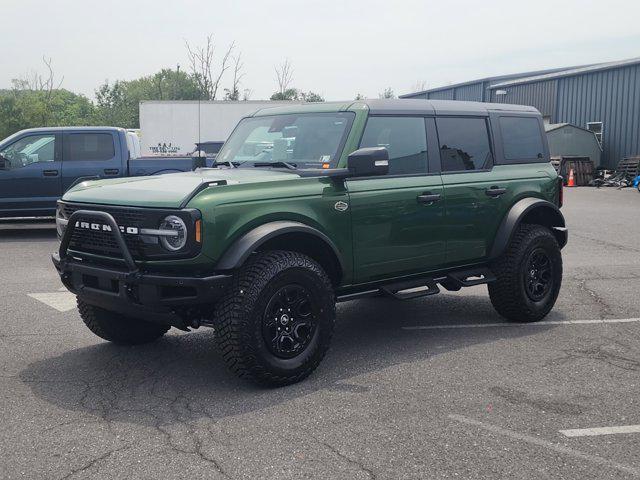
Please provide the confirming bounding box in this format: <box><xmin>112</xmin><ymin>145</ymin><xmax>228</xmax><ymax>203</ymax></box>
<box><xmin>488</xmin><ymin>224</ymin><xmax>562</xmax><ymax>322</ymax></box>
<box><xmin>213</xmin><ymin>251</ymin><xmax>336</xmax><ymax>386</ymax></box>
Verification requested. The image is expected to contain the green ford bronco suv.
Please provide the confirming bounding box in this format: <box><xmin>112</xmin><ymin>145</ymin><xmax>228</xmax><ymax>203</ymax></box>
<box><xmin>53</xmin><ymin>99</ymin><xmax>567</xmax><ymax>386</ymax></box>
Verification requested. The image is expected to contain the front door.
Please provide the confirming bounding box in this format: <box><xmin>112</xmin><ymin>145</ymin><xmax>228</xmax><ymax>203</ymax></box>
<box><xmin>0</xmin><ymin>132</ymin><xmax>62</xmax><ymax>217</ymax></box>
<box><xmin>348</xmin><ymin>116</ymin><xmax>445</xmax><ymax>283</ymax></box>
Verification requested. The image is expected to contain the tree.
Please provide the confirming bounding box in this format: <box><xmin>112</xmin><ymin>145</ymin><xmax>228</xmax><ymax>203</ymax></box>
<box><xmin>379</xmin><ymin>87</ymin><xmax>395</xmax><ymax>99</ymax></box>
<box><xmin>0</xmin><ymin>88</ymin><xmax>95</xmax><ymax>139</ymax></box>
<box><xmin>355</xmin><ymin>93</ymin><xmax>366</xmax><ymax>100</ymax></box>
<box><xmin>270</xmin><ymin>88</ymin><xmax>299</xmax><ymax>101</ymax></box>
<box><xmin>224</xmin><ymin>53</ymin><xmax>245</xmax><ymax>101</ymax></box>
<box><xmin>411</xmin><ymin>80</ymin><xmax>428</xmax><ymax>93</ymax></box>
<box><xmin>274</xmin><ymin>60</ymin><xmax>294</xmax><ymax>97</ymax></box>
<box><xmin>94</xmin><ymin>80</ymin><xmax>134</xmax><ymax>127</ymax></box>
<box><xmin>11</xmin><ymin>56</ymin><xmax>65</xmax><ymax>126</ymax></box>
<box><xmin>94</xmin><ymin>68</ymin><xmax>202</xmax><ymax>128</ymax></box>
<box><xmin>185</xmin><ymin>35</ymin><xmax>236</xmax><ymax>100</ymax></box>
<box><xmin>0</xmin><ymin>57</ymin><xmax>97</xmax><ymax>138</ymax></box>
<box><xmin>300</xmin><ymin>91</ymin><xmax>324</xmax><ymax>102</ymax></box>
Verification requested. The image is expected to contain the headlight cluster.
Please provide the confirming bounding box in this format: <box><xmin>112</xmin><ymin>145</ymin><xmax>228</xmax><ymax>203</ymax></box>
<box><xmin>158</xmin><ymin>215</ymin><xmax>188</xmax><ymax>251</ymax></box>
<box><xmin>55</xmin><ymin>201</ymin><xmax>201</xmax><ymax>258</ymax></box>
<box><xmin>55</xmin><ymin>205</ymin><xmax>68</xmax><ymax>239</ymax></box>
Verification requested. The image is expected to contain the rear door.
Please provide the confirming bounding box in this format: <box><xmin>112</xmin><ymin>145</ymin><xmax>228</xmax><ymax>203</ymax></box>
<box><xmin>0</xmin><ymin>132</ymin><xmax>62</xmax><ymax>216</ymax></box>
<box><xmin>437</xmin><ymin>116</ymin><xmax>510</xmax><ymax>265</ymax></box>
<box><xmin>61</xmin><ymin>131</ymin><xmax>122</xmax><ymax>192</ymax></box>
<box><xmin>347</xmin><ymin>115</ymin><xmax>445</xmax><ymax>283</ymax></box>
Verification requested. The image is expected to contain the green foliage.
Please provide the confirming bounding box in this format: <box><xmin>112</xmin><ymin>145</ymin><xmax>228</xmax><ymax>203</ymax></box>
<box><xmin>0</xmin><ymin>88</ymin><xmax>96</xmax><ymax>139</ymax></box>
<box><xmin>270</xmin><ymin>89</ymin><xmax>324</xmax><ymax>102</ymax></box>
<box><xmin>270</xmin><ymin>88</ymin><xmax>299</xmax><ymax>101</ymax></box>
<box><xmin>379</xmin><ymin>87</ymin><xmax>395</xmax><ymax>99</ymax></box>
<box><xmin>95</xmin><ymin>69</ymin><xmax>203</xmax><ymax>128</ymax></box>
<box><xmin>300</xmin><ymin>91</ymin><xmax>324</xmax><ymax>102</ymax></box>
<box><xmin>0</xmin><ymin>68</ymin><xmax>205</xmax><ymax>139</ymax></box>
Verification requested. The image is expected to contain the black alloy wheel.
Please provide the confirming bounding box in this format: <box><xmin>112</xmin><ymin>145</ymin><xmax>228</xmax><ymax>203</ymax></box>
<box><xmin>523</xmin><ymin>248</ymin><xmax>553</xmax><ymax>302</ymax></box>
<box><xmin>262</xmin><ymin>284</ymin><xmax>318</xmax><ymax>359</ymax></box>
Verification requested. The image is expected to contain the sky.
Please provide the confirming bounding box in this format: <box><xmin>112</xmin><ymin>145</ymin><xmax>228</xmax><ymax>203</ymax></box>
<box><xmin>2</xmin><ymin>0</ymin><xmax>640</xmax><ymax>101</ymax></box>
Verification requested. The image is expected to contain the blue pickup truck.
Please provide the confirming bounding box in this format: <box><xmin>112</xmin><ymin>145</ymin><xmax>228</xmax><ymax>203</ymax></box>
<box><xmin>0</xmin><ymin>127</ymin><xmax>215</xmax><ymax>218</ymax></box>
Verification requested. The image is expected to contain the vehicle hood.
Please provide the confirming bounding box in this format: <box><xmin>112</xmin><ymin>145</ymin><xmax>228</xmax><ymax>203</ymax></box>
<box><xmin>62</xmin><ymin>168</ymin><xmax>298</xmax><ymax>208</ymax></box>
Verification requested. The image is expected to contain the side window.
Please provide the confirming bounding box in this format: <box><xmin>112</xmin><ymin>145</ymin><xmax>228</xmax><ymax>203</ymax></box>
<box><xmin>67</xmin><ymin>133</ymin><xmax>115</xmax><ymax>161</ymax></box>
<box><xmin>360</xmin><ymin>117</ymin><xmax>427</xmax><ymax>175</ymax></box>
<box><xmin>0</xmin><ymin>135</ymin><xmax>56</xmax><ymax>169</ymax></box>
<box><xmin>499</xmin><ymin>116</ymin><xmax>545</xmax><ymax>163</ymax></box>
<box><xmin>436</xmin><ymin>117</ymin><xmax>492</xmax><ymax>172</ymax></box>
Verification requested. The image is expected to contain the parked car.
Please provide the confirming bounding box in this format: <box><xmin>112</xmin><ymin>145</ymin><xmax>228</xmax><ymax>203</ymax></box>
<box><xmin>53</xmin><ymin>99</ymin><xmax>567</xmax><ymax>386</ymax></box>
<box><xmin>0</xmin><ymin>127</ymin><xmax>215</xmax><ymax>218</ymax></box>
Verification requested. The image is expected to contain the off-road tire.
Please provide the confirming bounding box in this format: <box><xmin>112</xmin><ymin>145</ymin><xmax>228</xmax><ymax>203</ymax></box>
<box><xmin>488</xmin><ymin>224</ymin><xmax>562</xmax><ymax>322</ymax></box>
<box><xmin>213</xmin><ymin>251</ymin><xmax>336</xmax><ymax>387</ymax></box>
<box><xmin>78</xmin><ymin>299</ymin><xmax>170</xmax><ymax>344</ymax></box>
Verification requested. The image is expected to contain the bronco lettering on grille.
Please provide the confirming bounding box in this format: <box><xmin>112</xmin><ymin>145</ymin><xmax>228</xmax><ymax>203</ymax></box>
<box><xmin>74</xmin><ymin>221</ymin><xmax>139</xmax><ymax>235</ymax></box>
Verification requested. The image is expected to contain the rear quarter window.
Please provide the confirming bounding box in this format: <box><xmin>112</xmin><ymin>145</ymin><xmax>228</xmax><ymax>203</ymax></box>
<box><xmin>67</xmin><ymin>133</ymin><xmax>115</xmax><ymax>161</ymax></box>
<box><xmin>498</xmin><ymin>116</ymin><xmax>545</xmax><ymax>163</ymax></box>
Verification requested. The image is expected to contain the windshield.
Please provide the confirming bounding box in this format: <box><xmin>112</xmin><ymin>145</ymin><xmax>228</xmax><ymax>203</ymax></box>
<box><xmin>217</xmin><ymin>112</ymin><xmax>354</xmax><ymax>169</ymax></box>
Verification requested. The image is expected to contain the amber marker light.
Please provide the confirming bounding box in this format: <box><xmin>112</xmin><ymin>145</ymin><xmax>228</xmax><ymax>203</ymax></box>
<box><xmin>195</xmin><ymin>219</ymin><xmax>202</xmax><ymax>243</ymax></box>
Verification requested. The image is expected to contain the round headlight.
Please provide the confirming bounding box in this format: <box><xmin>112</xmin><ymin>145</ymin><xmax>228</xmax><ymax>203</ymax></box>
<box><xmin>55</xmin><ymin>205</ymin><xmax>67</xmax><ymax>239</ymax></box>
<box><xmin>159</xmin><ymin>215</ymin><xmax>187</xmax><ymax>251</ymax></box>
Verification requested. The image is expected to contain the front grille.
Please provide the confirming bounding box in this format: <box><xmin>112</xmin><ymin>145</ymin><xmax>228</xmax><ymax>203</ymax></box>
<box><xmin>61</xmin><ymin>202</ymin><xmax>199</xmax><ymax>261</ymax></box>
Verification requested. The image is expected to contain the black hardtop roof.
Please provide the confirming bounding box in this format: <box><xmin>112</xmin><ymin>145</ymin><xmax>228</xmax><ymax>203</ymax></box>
<box><xmin>362</xmin><ymin>98</ymin><xmax>539</xmax><ymax>116</ymax></box>
<box><xmin>252</xmin><ymin>99</ymin><xmax>539</xmax><ymax>117</ymax></box>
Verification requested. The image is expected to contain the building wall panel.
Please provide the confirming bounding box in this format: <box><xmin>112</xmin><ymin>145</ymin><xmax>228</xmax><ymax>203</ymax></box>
<box><xmin>453</xmin><ymin>83</ymin><xmax>484</xmax><ymax>101</ymax></box>
<box><xmin>556</xmin><ymin>64</ymin><xmax>640</xmax><ymax>168</ymax></box>
<box><xmin>490</xmin><ymin>79</ymin><xmax>557</xmax><ymax>118</ymax></box>
<box><xmin>427</xmin><ymin>89</ymin><xmax>455</xmax><ymax>100</ymax></box>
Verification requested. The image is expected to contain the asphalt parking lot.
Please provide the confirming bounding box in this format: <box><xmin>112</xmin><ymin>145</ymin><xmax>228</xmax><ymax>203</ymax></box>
<box><xmin>1</xmin><ymin>188</ymin><xmax>640</xmax><ymax>479</ymax></box>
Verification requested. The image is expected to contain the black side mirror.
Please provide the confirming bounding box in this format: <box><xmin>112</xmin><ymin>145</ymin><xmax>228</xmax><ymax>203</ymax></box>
<box><xmin>0</xmin><ymin>155</ymin><xmax>9</xmax><ymax>170</ymax></box>
<box><xmin>347</xmin><ymin>147</ymin><xmax>389</xmax><ymax>177</ymax></box>
<box><xmin>192</xmin><ymin>155</ymin><xmax>207</xmax><ymax>169</ymax></box>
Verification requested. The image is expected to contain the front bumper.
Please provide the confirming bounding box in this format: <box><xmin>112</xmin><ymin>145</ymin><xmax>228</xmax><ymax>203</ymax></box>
<box><xmin>53</xmin><ymin>209</ymin><xmax>231</xmax><ymax>325</ymax></box>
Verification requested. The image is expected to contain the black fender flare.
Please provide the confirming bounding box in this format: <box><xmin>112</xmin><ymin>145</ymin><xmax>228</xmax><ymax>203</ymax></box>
<box><xmin>489</xmin><ymin>197</ymin><xmax>567</xmax><ymax>259</ymax></box>
<box><xmin>215</xmin><ymin>220</ymin><xmax>345</xmax><ymax>273</ymax></box>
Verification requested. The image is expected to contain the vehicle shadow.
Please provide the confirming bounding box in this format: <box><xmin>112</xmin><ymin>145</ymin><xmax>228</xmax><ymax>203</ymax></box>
<box><xmin>0</xmin><ymin>220</ymin><xmax>57</xmax><ymax>242</ymax></box>
<box><xmin>20</xmin><ymin>293</ymin><xmax>562</xmax><ymax>427</ymax></box>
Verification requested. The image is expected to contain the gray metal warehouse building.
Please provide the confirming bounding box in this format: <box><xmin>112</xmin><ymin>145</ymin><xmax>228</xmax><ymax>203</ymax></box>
<box><xmin>401</xmin><ymin>57</ymin><xmax>640</xmax><ymax>168</ymax></box>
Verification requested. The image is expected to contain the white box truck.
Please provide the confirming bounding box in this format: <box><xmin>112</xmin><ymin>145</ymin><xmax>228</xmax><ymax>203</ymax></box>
<box><xmin>139</xmin><ymin>100</ymin><xmax>301</xmax><ymax>156</ymax></box>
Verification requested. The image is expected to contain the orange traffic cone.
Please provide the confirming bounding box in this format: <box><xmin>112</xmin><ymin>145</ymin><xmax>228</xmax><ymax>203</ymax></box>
<box><xmin>567</xmin><ymin>168</ymin><xmax>576</xmax><ymax>187</ymax></box>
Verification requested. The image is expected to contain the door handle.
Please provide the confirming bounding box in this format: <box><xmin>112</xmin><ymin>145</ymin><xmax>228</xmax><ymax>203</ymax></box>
<box><xmin>417</xmin><ymin>192</ymin><xmax>441</xmax><ymax>204</ymax></box>
<box><xmin>104</xmin><ymin>168</ymin><xmax>119</xmax><ymax>176</ymax></box>
<box><xmin>485</xmin><ymin>186</ymin><xmax>507</xmax><ymax>197</ymax></box>
<box><xmin>43</xmin><ymin>169</ymin><xmax>59</xmax><ymax>177</ymax></box>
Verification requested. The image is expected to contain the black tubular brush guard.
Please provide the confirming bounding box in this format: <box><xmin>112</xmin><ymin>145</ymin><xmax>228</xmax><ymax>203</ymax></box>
<box><xmin>52</xmin><ymin>210</ymin><xmax>231</xmax><ymax>325</ymax></box>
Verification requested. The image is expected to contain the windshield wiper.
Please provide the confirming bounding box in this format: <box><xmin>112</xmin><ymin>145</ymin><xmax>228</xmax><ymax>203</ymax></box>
<box><xmin>249</xmin><ymin>161</ymin><xmax>298</xmax><ymax>170</ymax></box>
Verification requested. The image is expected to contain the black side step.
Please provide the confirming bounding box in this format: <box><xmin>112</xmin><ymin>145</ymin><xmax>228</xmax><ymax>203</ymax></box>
<box><xmin>335</xmin><ymin>267</ymin><xmax>497</xmax><ymax>302</ymax></box>
<box><xmin>442</xmin><ymin>267</ymin><xmax>496</xmax><ymax>289</ymax></box>
<box><xmin>381</xmin><ymin>278</ymin><xmax>440</xmax><ymax>300</ymax></box>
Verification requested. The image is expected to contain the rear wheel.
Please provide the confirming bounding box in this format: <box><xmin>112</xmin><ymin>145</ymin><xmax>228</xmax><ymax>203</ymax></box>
<box><xmin>488</xmin><ymin>224</ymin><xmax>562</xmax><ymax>322</ymax></box>
<box><xmin>77</xmin><ymin>299</ymin><xmax>170</xmax><ymax>345</ymax></box>
<box><xmin>213</xmin><ymin>251</ymin><xmax>335</xmax><ymax>386</ymax></box>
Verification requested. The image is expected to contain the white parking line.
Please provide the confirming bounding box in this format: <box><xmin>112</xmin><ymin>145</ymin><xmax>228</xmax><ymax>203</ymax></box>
<box><xmin>27</xmin><ymin>292</ymin><xmax>77</xmax><ymax>312</ymax></box>
<box><xmin>402</xmin><ymin>318</ymin><xmax>640</xmax><ymax>330</ymax></box>
<box><xmin>448</xmin><ymin>414</ymin><xmax>640</xmax><ymax>477</ymax></box>
<box><xmin>561</xmin><ymin>425</ymin><xmax>640</xmax><ymax>437</ymax></box>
